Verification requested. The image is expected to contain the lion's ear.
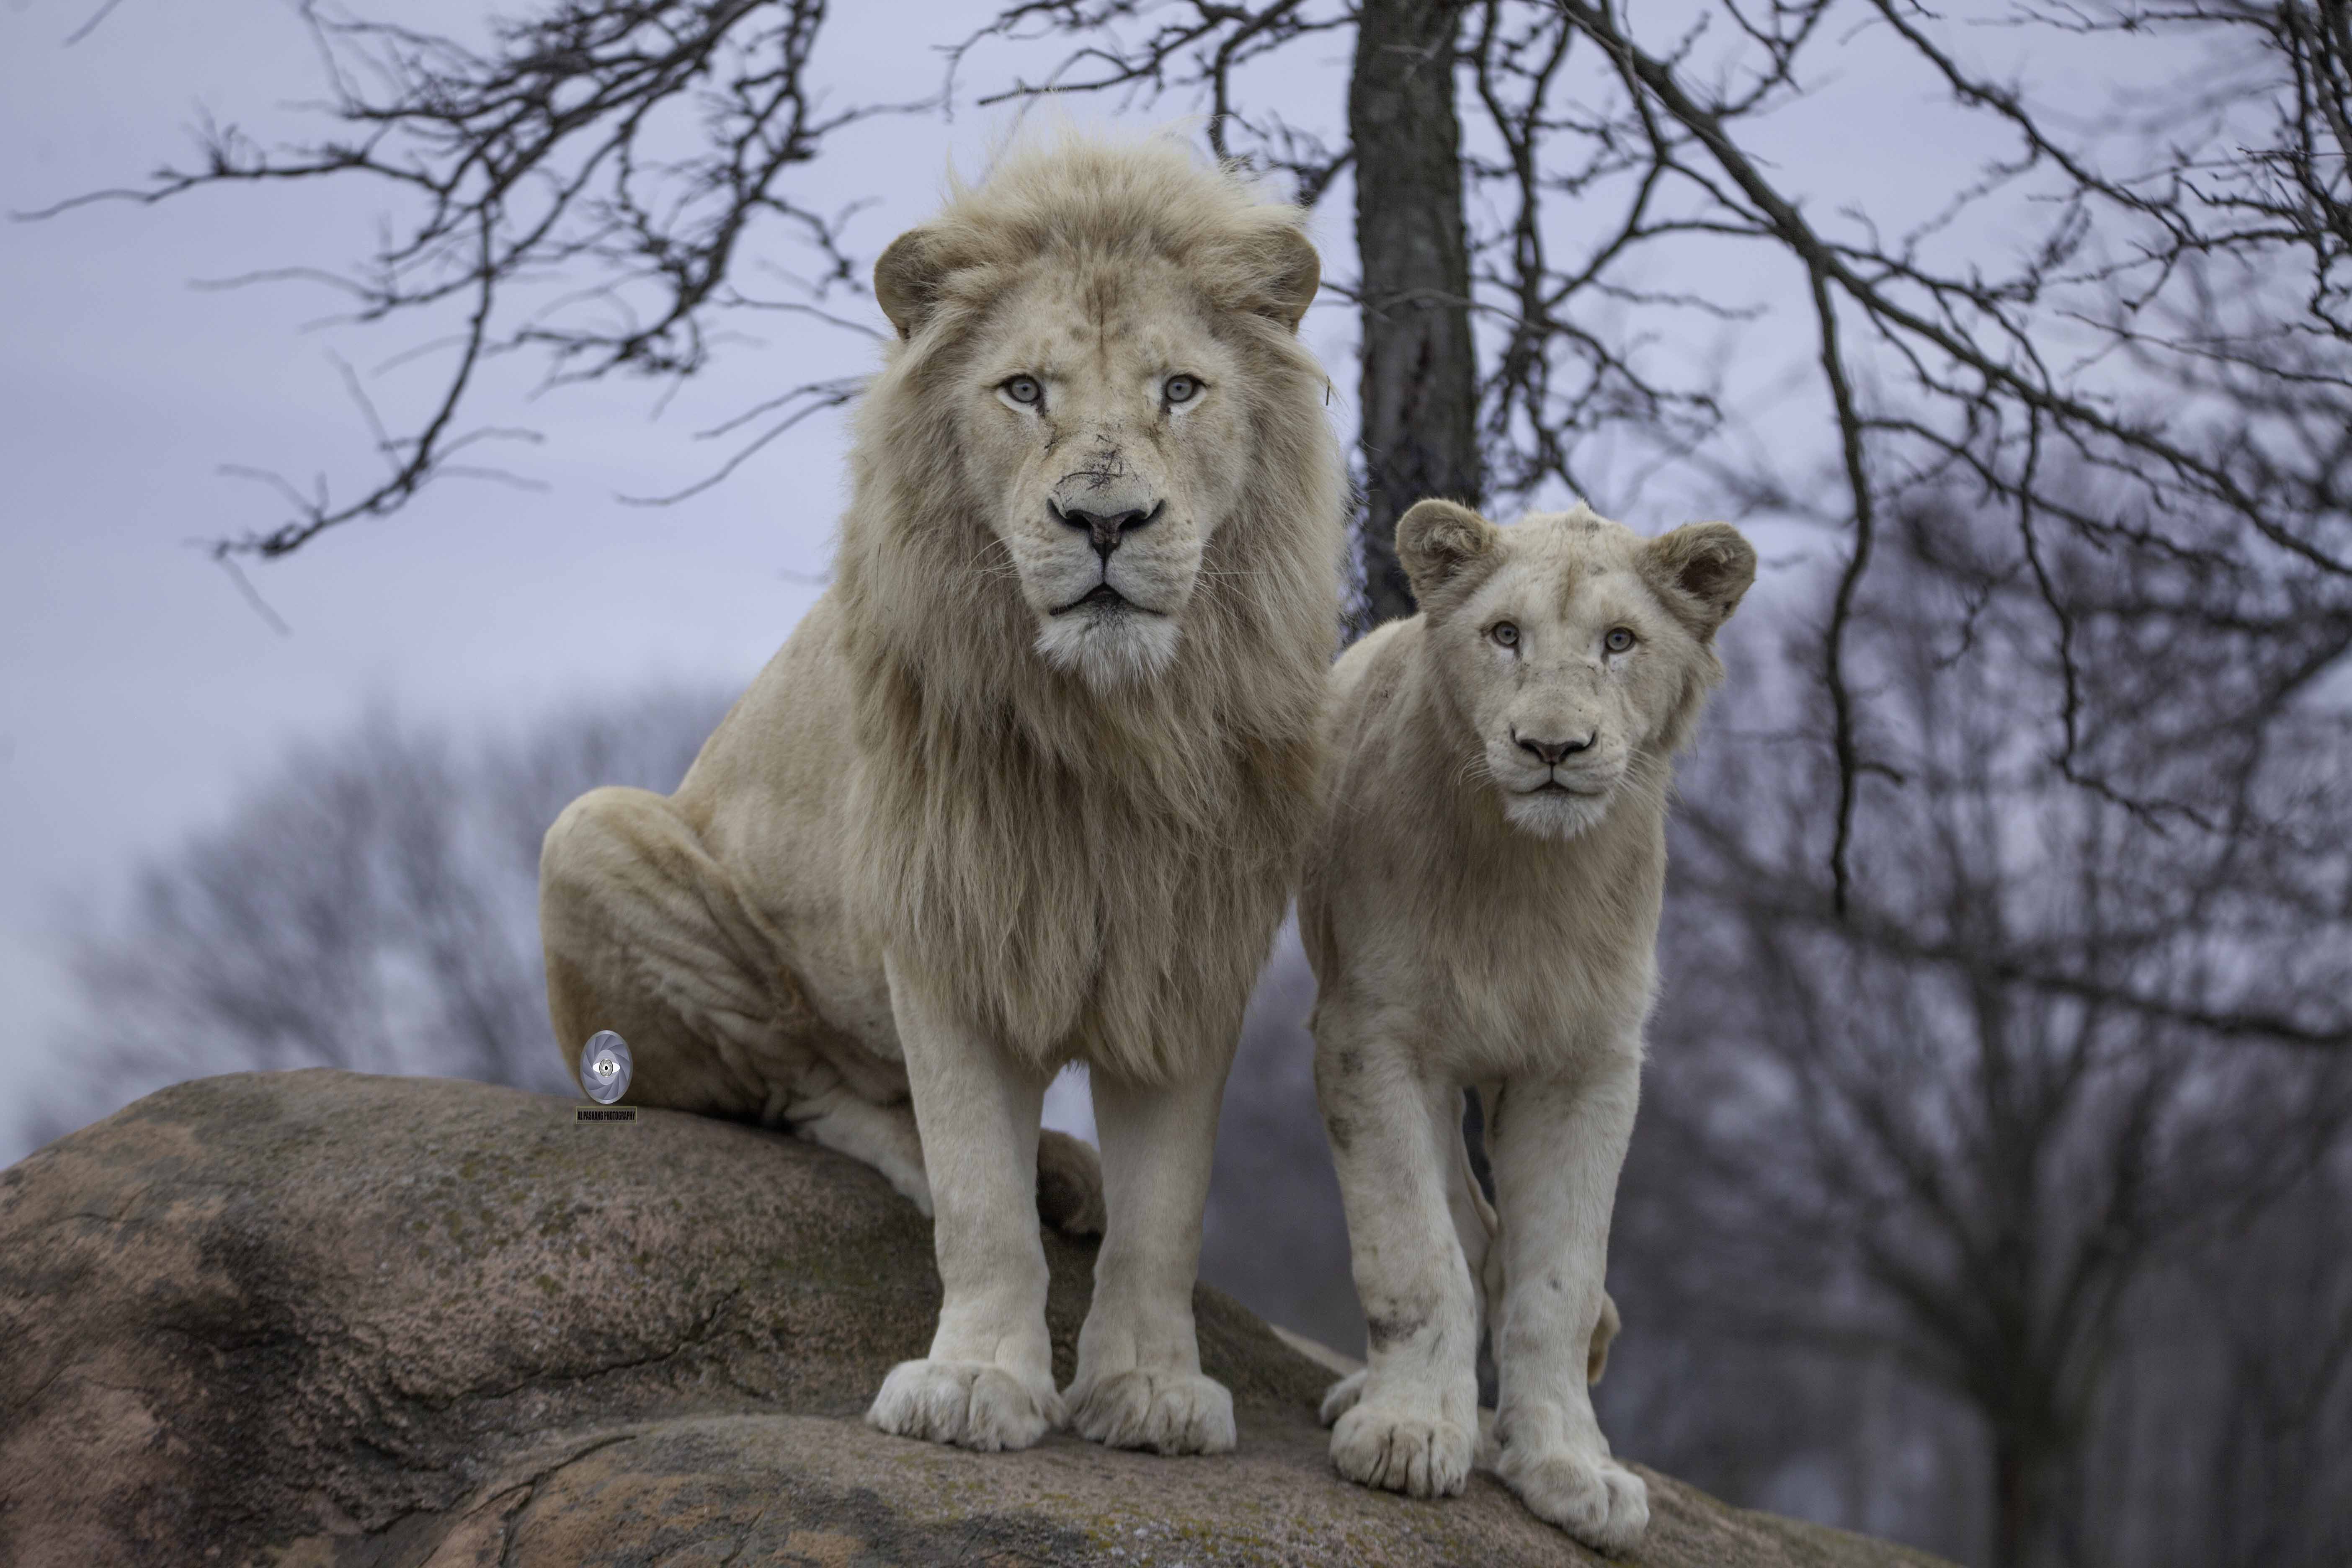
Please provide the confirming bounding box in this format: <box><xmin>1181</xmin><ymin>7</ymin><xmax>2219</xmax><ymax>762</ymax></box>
<box><xmin>1253</xmin><ymin>223</ymin><xmax>1322</xmax><ymax>331</ymax></box>
<box><xmin>875</xmin><ymin>226</ymin><xmax>952</xmax><ymax>340</ymax></box>
<box><xmin>1643</xmin><ymin>522</ymin><xmax>1757</xmax><ymax>640</ymax></box>
<box><xmin>1396</xmin><ymin>499</ymin><xmax>1500</xmax><ymax>606</ymax></box>
<box><xmin>1217</xmin><ymin>217</ymin><xmax>1320</xmax><ymax>330</ymax></box>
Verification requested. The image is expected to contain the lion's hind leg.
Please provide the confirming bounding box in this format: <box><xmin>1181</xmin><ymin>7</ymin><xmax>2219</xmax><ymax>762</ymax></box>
<box><xmin>787</xmin><ymin>1069</ymin><xmax>1104</xmax><ymax>1237</ymax></box>
<box><xmin>779</xmin><ymin>1065</ymin><xmax>931</xmax><ymax>1215</ymax></box>
<box><xmin>540</xmin><ymin>785</ymin><xmax>807</xmax><ymax>1122</ymax></box>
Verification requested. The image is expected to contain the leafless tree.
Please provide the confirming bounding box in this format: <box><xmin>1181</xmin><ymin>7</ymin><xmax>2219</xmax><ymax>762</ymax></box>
<box><xmin>24</xmin><ymin>0</ymin><xmax>895</xmax><ymax>554</ymax></box>
<box><xmin>1606</xmin><ymin>494</ymin><xmax>2352</xmax><ymax>1565</ymax></box>
<box><xmin>2057</xmin><ymin>1148</ymin><xmax>2352</xmax><ymax>1568</ymax></box>
<box><xmin>27</xmin><ymin>689</ymin><xmax>730</xmax><ymax>1150</ymax></box>
<box><xmin>954</xmin><ymin>0</ymin><xmax>2352</xmax><ymax>905</ymax></box>
<box><xmin>2170</xmin><ymin>1152</ymin><xmax>2352</xmax><ymax>1567</ymax></box>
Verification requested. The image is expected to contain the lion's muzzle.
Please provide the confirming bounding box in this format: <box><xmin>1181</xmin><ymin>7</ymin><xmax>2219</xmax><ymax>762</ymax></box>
<box><xmin>1051</xmin><ymin>498</ymin><xmax>1164</xmax><ymax>562</ymax></box>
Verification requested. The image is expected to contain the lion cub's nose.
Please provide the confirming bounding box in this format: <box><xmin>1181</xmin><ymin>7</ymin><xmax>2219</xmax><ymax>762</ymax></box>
<box><xmin>1515</xmin><ymin>730</ymin><xmax>1597</xmax><ymax>767</ymax></box>
<box><xmin>1054</xmin><ymin>500</ymin><xmax>1163</xmax><ymax>562</ymax></box>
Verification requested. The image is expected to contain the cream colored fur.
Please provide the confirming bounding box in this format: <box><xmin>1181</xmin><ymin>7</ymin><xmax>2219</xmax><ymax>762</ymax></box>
<box><xmin>1303</xmin><ymin>499</ymin><xmax>1754</xmax><ymax>1553</ymax></box>
<box><xmin>537</xmin><ymin>131</ymin><xmax>1344</xmax><ymax>1459</ymax></box>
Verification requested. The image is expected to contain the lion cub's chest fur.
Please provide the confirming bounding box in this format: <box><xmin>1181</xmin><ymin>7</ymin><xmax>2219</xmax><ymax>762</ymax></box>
<box><xmin>1302</xmin><ymin>622</ymin><xmax>1663</xmax><ymax>1079</ymax></box>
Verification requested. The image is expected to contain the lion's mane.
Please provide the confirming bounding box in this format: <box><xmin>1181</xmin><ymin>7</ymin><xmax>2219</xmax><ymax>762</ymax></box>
<box><xmin>834</xmin><ymin>134</ymin><xmax>1346</xmax><ymax>1084</ymax></box>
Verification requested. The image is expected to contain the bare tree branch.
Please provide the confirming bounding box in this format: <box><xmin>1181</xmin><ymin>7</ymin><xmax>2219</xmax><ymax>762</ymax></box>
<box><xmin>24</xmin><ymin>0</ymin><xmax>908</xmax><ymax>556</ymax></box>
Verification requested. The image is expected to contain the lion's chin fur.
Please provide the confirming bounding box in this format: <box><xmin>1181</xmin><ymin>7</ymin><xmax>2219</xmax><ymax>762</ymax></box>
<box><xmin>1034</xmin><ymin>607</ymin><xmax>1183</xmax><ymax>690</ymax></box>
<box><xmin>1501</xmin><ymin>787</ymin><xmax>1617</xmax><ymax>842</ymax></box>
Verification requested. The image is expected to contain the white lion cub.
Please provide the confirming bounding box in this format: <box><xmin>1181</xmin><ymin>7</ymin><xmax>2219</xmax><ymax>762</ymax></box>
<box><xmin>1303</xmin><ymin>498</ymin><xmax>1754</xmax><ymax>1554</ymax></box>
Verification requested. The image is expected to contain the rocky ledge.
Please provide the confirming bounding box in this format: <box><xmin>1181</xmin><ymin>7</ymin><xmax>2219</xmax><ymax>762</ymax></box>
<box><xmin>0</xmin><ymin>1070</ymin><xmax>1950</xmax><ymax>1567</ymax></box>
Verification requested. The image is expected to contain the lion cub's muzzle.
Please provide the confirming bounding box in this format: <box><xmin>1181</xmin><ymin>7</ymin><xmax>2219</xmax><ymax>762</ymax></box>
<box><xmin>1511</xmin><ymin>727</ymin><xmax>1598</xmax><ymax>769</ymax></box>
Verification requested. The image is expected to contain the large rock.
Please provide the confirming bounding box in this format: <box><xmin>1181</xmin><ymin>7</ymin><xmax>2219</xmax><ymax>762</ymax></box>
<box><xmin>0</xmin><ymin>1071</ymin><xmax>1948</xmax><ymax>1567</ymax></box>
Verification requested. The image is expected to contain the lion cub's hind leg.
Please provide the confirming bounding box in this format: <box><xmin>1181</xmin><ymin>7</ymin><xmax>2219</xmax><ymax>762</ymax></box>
<box><xmin>1065</xmin><ymin>1065</ymin><xmax>1237</xmax><ymax>1455</ymax></box>
<box><xmin>1313</xmin><ymin>1026</ymin><xmax>1480</xmax><ymax>1500</ymax></box>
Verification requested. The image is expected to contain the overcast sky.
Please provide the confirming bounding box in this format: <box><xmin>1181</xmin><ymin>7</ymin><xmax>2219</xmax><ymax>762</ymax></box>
<box><xmin>2</xmin><ymin>0</ymin><xmax>2133</xmax><ymax>1161</ymax></box>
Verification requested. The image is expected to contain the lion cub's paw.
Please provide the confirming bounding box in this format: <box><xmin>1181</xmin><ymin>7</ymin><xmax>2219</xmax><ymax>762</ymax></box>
<box><xmin>866</xmin><ymin>1359</ymin><xmax>1064</xmax><ymax>1452</ymax></box>
<box><xmin>1318</xmin><ymin>1368</ymin><xmax>1367</xmax><ymax>1427</ymax></box>
<box><xmin>1330</xmin><ymin>1406</ymin><xmax>1475</xmax><ymax>1499</ymax></box>
<box><xmin>1498</xmin><ymin>1443</ymin><xmax>1650</xmax><ymax>1555</ymax></box>
<box><xmin>1068</xmin><ymin>1369</ymin><xmax>1237</xmax><ymax>1455</ymax></box>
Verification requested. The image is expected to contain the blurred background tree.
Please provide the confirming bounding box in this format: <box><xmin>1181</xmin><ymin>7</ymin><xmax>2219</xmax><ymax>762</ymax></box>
<box><xmin>1612</xmin><ymin>488</ymin><xmax>2352</xmax><ymax>1566</ymax></box>
<box><xmin>23</xmin><ymin>3</ymin><xmax>2352</xmax><ymax>1565</ymax></box>
<box><xmin>23</xmin><ymin>690</ymin><xmax>730</xmax><ymax>1150</ymax></box>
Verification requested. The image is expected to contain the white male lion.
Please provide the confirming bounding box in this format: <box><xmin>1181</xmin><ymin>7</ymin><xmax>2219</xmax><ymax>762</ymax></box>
<box><xmin>537</xmin><ymin>134</ymin><xmax>1343</xmax><ymax>1456</ymax></box>
<box><xmin>1303</xmin><ymin>498</ymin><xmax>1754</xmax><ymax>1552</ymax></box>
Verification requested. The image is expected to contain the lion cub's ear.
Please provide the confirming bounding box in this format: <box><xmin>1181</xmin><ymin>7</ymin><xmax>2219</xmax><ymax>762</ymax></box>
<box><xmin>1397</xmin><ymin>499</ymin><xmax>1501</xmax><ymax>608</ymax></box>
<box><xmin>1642</xmin><ymin>522</ymin><xmax>1757</xmax><ymax>640</ymax></box>
<box><xmin>875</xmin><ymin>226</ymin><xmax>953</xmax><ymax>340</ymax></box>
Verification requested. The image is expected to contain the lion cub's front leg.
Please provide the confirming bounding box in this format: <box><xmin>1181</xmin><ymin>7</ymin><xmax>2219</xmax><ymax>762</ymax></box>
<box><xmin>865</xmin><ymin>954</ymin><xmax>1063</xmax><ymax>1452</ymax></box>
<box><xmin>1313</xmin><ymin>1018</ymin><xmax>1481</xmax><ymax>1498</ymax></box>
<box><xmin>1487</xmin><ymin>1061</ymin><xmax>1650</xmax><ymax>1554</ymax></box>
<box><xmin>1064</xmin><ymin>1065</ymin><xmax>1238</xmax><ymax>1455</ymax></box>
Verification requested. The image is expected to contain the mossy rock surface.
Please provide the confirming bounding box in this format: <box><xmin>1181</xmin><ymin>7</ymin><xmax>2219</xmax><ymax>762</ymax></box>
<box><xmin>0</xmin><ymin>1070</ymin><xmax>1950</xmax><ymax>1567</ymax></box>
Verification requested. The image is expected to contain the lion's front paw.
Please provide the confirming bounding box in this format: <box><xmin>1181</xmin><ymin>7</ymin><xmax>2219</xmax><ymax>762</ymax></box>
<box><xmin>866</xmin><ymin>1359</ymin><xmax>1063</xmax><ymax>1452</ymax></box>
<box><xmin>1318</xmin><ymin>1367</ymin><xmax>1367</xmax><ymax>1427</ymax></box>
<box><xmin>1067</xmin><ymin>1369</ymin><xmax>1236</xmax><ymax>1455</ymax></box>
<box><xmin>1498</xmin><ymin>1443</ymin><xmax>1649</xmax><ymax>1554</ymax></box>
<box><xmin>1330</xmin><ymin>1405</ymin><xmax>1475</xmax><ymax>1499</ymax></box>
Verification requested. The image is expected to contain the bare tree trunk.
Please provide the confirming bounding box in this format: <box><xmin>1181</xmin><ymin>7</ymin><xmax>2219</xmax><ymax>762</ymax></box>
<box><xmin>1348</xmin><ymin>0</ymin><xmax>1480</xmax><ymax>628</ymax></box>
<box><xmin>1994</xmin><ymin>1418</ymin><xmax>2081</xmax><ymax>1568</ymax></box>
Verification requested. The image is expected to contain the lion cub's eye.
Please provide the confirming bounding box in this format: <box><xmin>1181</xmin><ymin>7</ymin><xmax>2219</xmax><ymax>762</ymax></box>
<box><xmin>1604</xmin><ymin>627</ymin><xmax>1637</xmax><ymax>653</ymax></box>
<box><xmin>1163</xmin><ymin>374</ymin><xmax>1202</xmax><ymax>406</ymax></box>
<box><xmin>1001</xmin><ymin>375</ymin><xmax>1044</xmax><ymax>408</ymax></box>
<box><xmin>1491</xmin><ymin>622</ymin><xmax>1520</xmax><ymax>650</ymax></box>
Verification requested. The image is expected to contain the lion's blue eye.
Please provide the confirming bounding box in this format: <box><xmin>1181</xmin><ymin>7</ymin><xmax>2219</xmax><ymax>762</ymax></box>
<box><xmin>1164</xmin><ymin>374</ymin><xmax>1201</xmax><ymax>405</ymax></box>
<box><xmin>1605</xmin><ymin>627</ymin><xmax>1635</xmax><ymax>652</ymax></box>
<box><xmin>1003</xmin><ymin>376</ymin><xmax>1043</xmax><ymax>406</ymax></box>
<box><xmin>1491</xmin><ymin>622</ymin><xmax>1519</xmax><ymax>649</ymax></box>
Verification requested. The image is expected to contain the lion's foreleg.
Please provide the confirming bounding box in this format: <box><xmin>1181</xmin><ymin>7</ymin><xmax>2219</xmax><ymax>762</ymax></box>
<box><xmin>1065</xmin><ymin>1060</ymin><xmax>1237</xmax><ymax>1456</ymax></box>
<box><xmin>1314</xmin><ymin>1016</ymin><xmax>1480</xmax><ymax>1500</ymax></box>
<box><xmin>1486</xmin><ymin>1056</ymin><xmax>1650</xmax><ymax>1554</ymax></box>
<box><xmin>864</xmin><ymin>952</ymin><xmax>1062</xmax><ymax>1453</ymax></box>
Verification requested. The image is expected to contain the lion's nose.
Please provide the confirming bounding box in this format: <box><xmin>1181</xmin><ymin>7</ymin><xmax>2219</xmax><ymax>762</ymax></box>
<box><xmin>1053</xmin><ymin>500</ymin><xmax>1163</xmax><ymax>562</ymax></box>
<box><xmin>1515</xmin><ymin>729</ymin><xmax>1597</xmax><ymax>767</ymax></box>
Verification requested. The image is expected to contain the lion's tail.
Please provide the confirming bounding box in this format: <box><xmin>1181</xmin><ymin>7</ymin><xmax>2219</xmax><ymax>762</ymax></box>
<box><xmin>1036</xmin><ymin>1128</ymin><xmax>1107</xmax><ymax>1238</ymax></box>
